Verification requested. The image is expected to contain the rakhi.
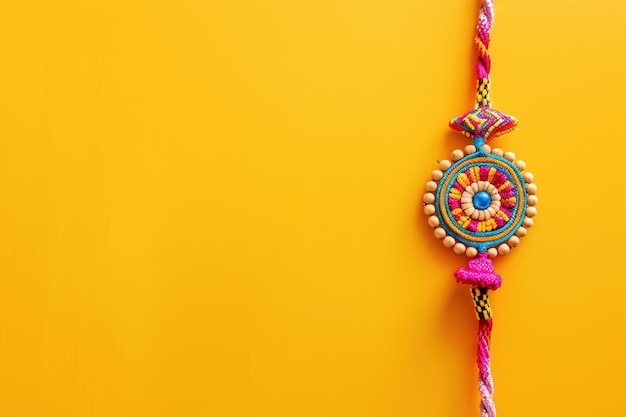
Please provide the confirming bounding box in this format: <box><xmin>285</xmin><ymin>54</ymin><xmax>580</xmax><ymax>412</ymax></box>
<box><xmin>422</xmin><ymin>1</ymin><xmax>537</xmax><ymax>416</ymax></box>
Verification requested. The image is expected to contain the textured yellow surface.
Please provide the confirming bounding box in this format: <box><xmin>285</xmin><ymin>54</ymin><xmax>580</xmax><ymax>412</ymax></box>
<box><xmin>0</xmin><ymin>1</ymin><xmax>625</xmax><ymax>416</ymax></box>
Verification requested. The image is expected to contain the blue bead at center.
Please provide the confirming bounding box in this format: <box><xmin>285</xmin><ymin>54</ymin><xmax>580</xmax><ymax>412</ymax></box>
<box><xmin>473</xmin><ymin>191</ymin><xmax>492</xmax><ymax>210</ymax></box>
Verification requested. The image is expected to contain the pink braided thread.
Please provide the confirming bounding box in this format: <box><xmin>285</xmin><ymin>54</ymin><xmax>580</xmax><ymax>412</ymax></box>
<box><xmin>475</xmin><ymin>0</ymin><xmax>494</xmax><ymax>109</ymax></box>
<box><xmin>478</xmin><ymin>318</ymin><xmax>495</xmax><ymax>417</ymax></box>
<box><xmin>454</xmin><ymin>253</ymin><xmax>501</xmax><ymax>417</ymax></box>
<box><xmin>476</xmin><ymin>0</ymin><xmax>494</xmax><ymax>81</ymax></box>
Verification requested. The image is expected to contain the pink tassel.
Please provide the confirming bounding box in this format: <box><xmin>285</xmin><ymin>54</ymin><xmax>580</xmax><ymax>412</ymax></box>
<box><xmin>454</xmin><ymin>253</ymin><xmax>502</xmax><ymax>290</ymax></box>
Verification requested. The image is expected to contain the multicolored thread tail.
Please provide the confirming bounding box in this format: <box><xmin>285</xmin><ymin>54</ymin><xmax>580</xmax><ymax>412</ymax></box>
<box><xmin>477</xmin><ymin>317</ymin><xmax>495</xmax><ymax>417</ymax></box>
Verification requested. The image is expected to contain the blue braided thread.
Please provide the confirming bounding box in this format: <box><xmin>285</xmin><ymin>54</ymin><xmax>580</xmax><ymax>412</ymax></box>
<box><xmin>435</xmin><ymin>151</ymin><xmax>527</xmax><ymax>252</ymax></box>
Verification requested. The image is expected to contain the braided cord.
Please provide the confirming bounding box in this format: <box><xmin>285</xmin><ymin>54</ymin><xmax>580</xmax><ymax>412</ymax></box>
<box><xmin>470</xmin><ymin>288</ymin><xmax>496</xmax><ymax>417</ymax></box>
<box><xmin>475</xmin><ymin>0</ymin><xmax>494</xmax><ymax>108</ymax></box>
<box><xmin>477</xmin><ymin>313</ymin><xmax>495</xmax><ymax>417</ymax></box>
<box><xmin>449</xmin><ymin>4</ymin><xmax>506</xmax><ymax>416</ymax></box>
<box><xmin>457</xmin><ymin>255</ymin><xmax>500</xmax><ymax>417</ymax></box>
<box><xmin>472</xmin><ymin>4</ymin><xmax>497</xmax><ymax>411</ymax></box>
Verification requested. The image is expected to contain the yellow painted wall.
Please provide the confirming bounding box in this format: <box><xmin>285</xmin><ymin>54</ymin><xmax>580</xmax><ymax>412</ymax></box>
<box><xmin>1</xmin><ymin>0</ymin><xmax>625</xmax><ymax>416</ymax></box>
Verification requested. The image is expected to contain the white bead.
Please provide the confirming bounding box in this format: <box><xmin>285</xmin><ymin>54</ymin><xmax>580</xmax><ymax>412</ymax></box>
<box><xmin>439</xmin><ymin>160</ymin><xmax>452</xmax><ymax>171</ymax></box>
<box><xmin>451</xmin><ymin>149</ymin><xmax>464</xmax><ymax>161</ymax></box>
<box><xmin>428</xmin><ymin>216</ymin><xmax>440</xmax><ymax>227</ymax></box>
<box><xmin>498</xmin><ymin>243</ymin><xmax>511</xmax><ymax>255</ymax></box>
<box><xmin>464</xmin><ymin>145</ymin><xmax>477</xmax><ymax>154</ymax></box>
<box><xmin>453</xmin><ymin>243</ymin><xmax>466</xmax><ymax>254</ymax></box>
<box><xmin>508</xmin><ymin>235</ymin><xmax>520</xmax><ymax>247</ymax></box>
<box><xmin>523</xmin><ymin>172</ymin><xmax>534</xmax><ymax>183</ymax></box>
<box><xmin>426</xmin><ymin>181</ymin><xmax>437</xmax><ymax>192</ymax></box>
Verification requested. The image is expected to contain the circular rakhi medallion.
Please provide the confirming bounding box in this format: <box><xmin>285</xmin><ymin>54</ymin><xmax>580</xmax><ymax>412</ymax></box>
<box><xmin>423</xmin><ymin>144</ymin><xmax>537</xmax><ymax>258</ymax></box>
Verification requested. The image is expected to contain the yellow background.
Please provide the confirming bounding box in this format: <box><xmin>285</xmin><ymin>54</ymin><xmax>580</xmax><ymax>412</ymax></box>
<box><xmin>1</xmin><ymin>0</ymin><xmax>625</xmax><ymax>416</ymax></box>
